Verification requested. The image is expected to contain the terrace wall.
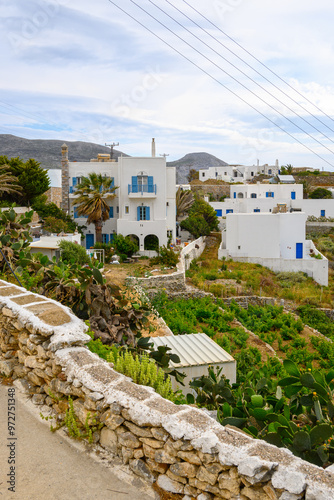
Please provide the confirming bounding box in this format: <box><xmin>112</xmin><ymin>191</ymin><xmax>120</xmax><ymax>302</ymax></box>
<box><xmin>0</xmin><ymin>279</ymin><xmax>334</xmax><ymax>499</ymax></box>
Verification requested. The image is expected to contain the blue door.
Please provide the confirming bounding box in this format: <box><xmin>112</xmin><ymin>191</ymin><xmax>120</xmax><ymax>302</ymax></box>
<box><xmin>321</xmin><ymin>210</ymin><xmax>325</xmax><ymax>217</ymax></box>
<box><xmin>296</xmin><ymin>243</ymin><xmax>303</xmax><ymax>259</ymax></box>
<box><xmin>86</xmin><ymin>234</ymin><xmax>94</xmax><ymax>249</ymax></box>
<box><xmin>291</xmin><ymin>191</ymin><xmax>296</xmax><ymax>200</ymax></box>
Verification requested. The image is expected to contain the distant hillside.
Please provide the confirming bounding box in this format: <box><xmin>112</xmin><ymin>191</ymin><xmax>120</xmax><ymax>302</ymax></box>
<box><xmin>0</xmin><ymin>134</ymin><xmax>127</xmax><ymax>169</ymax></box>
<box><xmin>167</xmin><ymin>152</ymin><xmax>228</xmax><ymax>183</ymax></box>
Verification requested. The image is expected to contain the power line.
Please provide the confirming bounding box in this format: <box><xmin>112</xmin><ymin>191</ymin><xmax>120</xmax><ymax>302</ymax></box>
<box><xmin>106</xmin><ymin>0</ymin><xmax>334</xmax><ymax>168</ymax></box>
<box><xmin>180</xmin><ymin>0</ymin><xmax>334</xmax><ymax>129</ymax></box>
<box><xmin>120</xmin><ymin>0</ymin><xmax>334</xmax><ymax>157</ymax></box>
<box><xmin>164</xmin><ymin>0</ymin><xmax>334</xmax><ymax>138</ymax></box>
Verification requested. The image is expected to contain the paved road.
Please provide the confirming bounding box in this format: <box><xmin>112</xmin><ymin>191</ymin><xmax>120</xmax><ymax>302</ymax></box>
<box><xmin>0</xmin><ymin>382</ymin><xmax>157</xmax><ymax>500</ymax></box>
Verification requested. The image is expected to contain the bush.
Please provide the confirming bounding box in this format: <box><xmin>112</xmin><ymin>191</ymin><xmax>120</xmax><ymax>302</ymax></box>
<box><xmin>93</xmin><ymin>242</ymin><xmax>114</xmax><ymax>262</ymax></box>
<box><xmin>150</xmin><ymin>246</ymin><xmax>179</xmax><ymax>267</ymax></box>
<box><xmin>113</xmin><ymin>234</ymin><xmax>138</xmax><ymax>257</ymax></box>
<box><xmin>43</xmin><ymin>216</ymin><xmax>69</xmax><ymax>234</ymax></box>
<box><xmin>309</xmin><ymin>187</ymin><xmax>332</xmax><ymax>199</ymax></box>
<box><xmin>58</xmin><ymin>240</ymin><xmax>90</xmax><ymax>265</ymax></box>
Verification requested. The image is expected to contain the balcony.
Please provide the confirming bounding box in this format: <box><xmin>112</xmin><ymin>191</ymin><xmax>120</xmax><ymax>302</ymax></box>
<box><xmin>128</xmin><ymin>184</ymin><xmax>157</xmax><ymax>197</ymax></box>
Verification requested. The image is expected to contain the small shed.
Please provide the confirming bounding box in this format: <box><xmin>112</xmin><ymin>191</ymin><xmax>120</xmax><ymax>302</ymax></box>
<box><xmin>151</xmin><ymin>333</ymin><xmax>236</xmax><ymax>394</ymax></box>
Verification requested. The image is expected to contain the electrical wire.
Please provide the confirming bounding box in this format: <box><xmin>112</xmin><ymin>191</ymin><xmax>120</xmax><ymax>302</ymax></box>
<box><xmin>117</xmin><ymin>0</ymin><xmax>334</xmax><ymax>157</ymax></box>
<box><xmin>180</xmin><ymin>0</ymin><xmax>334</xmax><ymax>129</ymax></box>
<box><xmin>106</xmin><ymin>0</ymin><xmax>334</xmax><ymax>168</ymax></box>
<box><xmin>164</xmin><ymin>0</ymin><xmax>334</xmax><ymax>138</ymax></box>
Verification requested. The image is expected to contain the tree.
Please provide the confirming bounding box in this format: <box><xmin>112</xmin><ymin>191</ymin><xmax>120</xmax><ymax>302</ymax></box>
<box><xmin>0</xmin><ymin>165</ymin><xmax>22</xmax><ymax>198</ymax></box>
<box><xmin>187</xmin><ymin>168</ymin><xmax>199</xmax><ymax>183</ymax></box>
<box><xmin>74</xmin><ymin>173</ymin><xmax>118</xmax><ymax>243</ymax></box>
<box><xmin>176</xmin><ymin>187</ymin><xmax>194</xmax><ymax>220</ymax></box>
<box><xmin>280</xmin><ymin>164</ymin><xmax>293</xmax><ymax>175</ymax></box>
<box><xmin>309</xmin><ymin>187</ymin><xmax>332</xmax><ymax>199</ymax></box>
<box><xmin>0</xmin><ymin>156</ymin><xmax>50</xmax><ymax>205</ymax></box>
<box><xmin>180</xmin><ymin>197</ymin><xmax>219</xmax><ymax>238</ymax></box>
<box><xmin>32</xmin><ymin>197</ymin><xmax>78</xmax><ymax>233</ymax></box>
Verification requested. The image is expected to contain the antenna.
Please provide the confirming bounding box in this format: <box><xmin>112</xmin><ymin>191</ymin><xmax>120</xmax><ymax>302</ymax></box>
<box><xmin>105</xmin><ymin>142</ymin><xmax>119</xmax><ymax>160</ymax></box>
<box><xmin>160</xmin><ymin>153</ymin><xmax>169</xmax><ymax>158</ymax></box>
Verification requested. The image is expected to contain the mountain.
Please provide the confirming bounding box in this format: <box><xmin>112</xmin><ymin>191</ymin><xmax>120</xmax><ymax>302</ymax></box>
<box><xmin>0</xmin><ymin>134</ymin><xmax>127</xmax><ymax>169</ymax></box>
<box><xmin>167</xmin><ymin>152</ymin><xmax>229</xmax><ymax>183</ymax></box>
<box><xmin>0</xmin><ymin>135</ymin><xmax>228</xmax><ymax>183</ymax></box>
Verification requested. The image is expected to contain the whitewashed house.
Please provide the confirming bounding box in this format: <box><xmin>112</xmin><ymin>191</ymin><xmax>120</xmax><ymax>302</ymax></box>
<box><xmin>219</xmin><ymin>212</ymin><xmax>328</xmax><ymax>286</ymax></box>
<box><xmin>199</xmin><ymin>160</ymin><xmax>279</xmax><ymax>183</ymax></box>
<box><xmin>30</xmin><ymin>233</ymin><xmax>81</xmax><ymax>260</ymax></box>
<box><xmin>61</xmin><ymin>140</ymin><xmax>176</xmax><ymax>250</ymax></box>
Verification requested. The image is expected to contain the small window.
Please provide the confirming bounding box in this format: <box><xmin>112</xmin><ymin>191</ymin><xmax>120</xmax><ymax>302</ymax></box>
<box><xmin>254</xmin><ymin>209</ymin><xmax>260</xmax><ymax>213</ymax></box>
<box><xmin>125</xmin><ymin>206</ymin><xmax>129</xmax><ymax>214</ymax></box>
<box><xmin>202</xmin><ymin>172</ymin><xmax>205</xmax><ymax>177</ymax></box>
<box><xmin>167</xmin><ymin>230</ymin><xmax>173</xmax><ymax>239</ymax></box>
<box><xmin>238</xmin><ymin>245</ymin><xmax>241</xmax><ymax>250</ymax></box>
<box><xmin>117</xmin><ymin>206</ymin><xmax>119</xmax><ymax>214</ymax></box>
<box><xmin>266</xmin><ymin>192</ymin><xmax>274</xmax><ymax>198</ymax></box>
<box><xmin>166</xmin><ymin>202</ymin><xmax>169</xmax><ymax>206</ymax></box>
<box><xmin>251</xmin><ymin>193</ymin><xmax>257</xmax><ymax>198</ymax></box>
<box><xmin>321</xmin><ymin>210</ymin><xmax>326</xmax><ymax>217</ymax></box>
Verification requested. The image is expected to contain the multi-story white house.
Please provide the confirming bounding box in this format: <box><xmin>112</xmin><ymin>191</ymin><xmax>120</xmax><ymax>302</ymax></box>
<box><xmin>60</xmin><ymin>140</ymin><xmax>176</xmax><ymax>251</ymax></box>
<box><xmin>198</xmin><ymin>160</ymin><xmax>280</xmax><ymax>183</ymax></box>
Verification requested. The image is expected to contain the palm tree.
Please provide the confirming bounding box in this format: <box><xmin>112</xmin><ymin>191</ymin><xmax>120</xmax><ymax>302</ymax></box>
<box><xmin>74</xmin><ymin>173</ymin><xmax>118</xmax><ymax>243</ymax></box>
<box><xmin>176</xmin><ymin>186</ymin><xmax>194</xmax><ymax>220</ymax></box>
<box><xmin>0</xmin><ymin>165</ymin><xmax>22</xmax><ymax>198</ymax></box>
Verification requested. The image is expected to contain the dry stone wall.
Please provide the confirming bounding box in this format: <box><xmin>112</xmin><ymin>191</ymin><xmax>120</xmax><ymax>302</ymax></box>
<box><xmin>0</xmin><ymin>279</ymin><xmax>334</xmax><ymax>500</ymax></box>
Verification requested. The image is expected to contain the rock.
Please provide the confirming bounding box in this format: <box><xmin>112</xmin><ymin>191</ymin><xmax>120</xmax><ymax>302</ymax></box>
<box><xmin>100</xmin><ymin>427</ymin><xmax>117</xmax><ymax>453</ymax></box>
<box><xmin>184</xmin><ymin>484</ymin><xmax>198</xmax><ymax>497</ymax></box>
<box><xmin>72</xmin><ymin>399</ymin><xmax>95</xmax><ymax>426</ymax></box>
<box><xmin>151</xmin><ymin>427</ymin><xmax>169</xmax><ymax>441</ymax></box>
<box><xmin>124</xmin><ymin>421</ymin><xmax>153</xmax><ymax>438</ymax></box>
<box><xmin>121</xmin><ymin>446</ymin><xmax>133</xmax><ymax>464</ymax></box>
<box><xmin>143</xmin><ymin>444</ymin><xmax>156</xmax><ymax>460</ymax></box>
<box><xmin>157</xmin><ymin>474</ymin><xmax>184</xmax><ymax>494</ymax></box>
<box><xmin>242</xmin><ymin>485</ymin><xmax>272</xmax><ymax>500</ymax></box>
<box><xmin>238</xmin><ymin>457</ymin><xmax>278</xmax><ymax>484</ymax></box>
<box><xmin>197</xmin><ymin>465</ymin><xmax>220</xmax><ymax>486</ymax></box>
<box><xmin>198</xmin><ymin>451</ymin><xmax>218</xmax><ymax>465</ymax></box>
<box><xmin>100</xmin><ymin>411</ymin><xmax>124</xmax><ymax>430</ymax></box>
<box><xmin>0</xmin><ymin>359</ymin><xmax>16</xmax><ymax>377</ymax></box>
<box><xmin>271</xmin><ymin>470</ymin><xmax>306</xmax><ymax>495</ymax></box>
<box><xmin>139</xmin><ymin>437</ymin><xmax>164</xmax><ymax>449</ymax></box>
<box><xmin>263</xmin><ymin>483</ymin><xmax>279</xmax><ymax>500</ymax></box>
<box><xmin>129</xmin><ymin>459</ymin><xmax>155</xmax><ymax>483</ymax></box>
<box><xmin>197</xmin><ymin>493</ymin><xmax>212</xmax><ymax>500</ymax></box>
<box><xmin>27</xmin><ymin>371</ymin><xmax>44</xmax><ymax>386</ymax></box>
<box><xmin>189</xmin><ymin>477</ymin><xmax>220</xmax><ymax>495</ymax></box>
<box><xmin>166</xmin><ymin>470</ymin><xmax>187</xmax><ymax>484</ymax></box>
<box><xmin>170</xmin><ymin>462</ymin><xmax>198</xmax><ymax>478</ymax></box>
<box><xmin>146</xmin><ymin>459</ymin><xmax>168</xmax><ymax>474</ymax></box>
<box><xmin>279</xmin><ymin>492</ymin><xmax>303</xmax><ymax>500</ymax></box>
<box><xmin>218</xmin><ymin>472</ymin><xmax>240</xmax><ymax>496</ymax></box>
<box><xmin>177</xmin><ymin>451</ymin><xmax>202</xmax><ymax>465</ymax></box>
<box><xmin>155</xmin><ymin>448</ymin><xmax>178</xmax><ymax>464</ymax></box>
<box><xmin>118</xmin><ymin>431</ymin><xmax>141</xmax><ymax>449</ymax></box>
<box><xmin>31</xmin><ymin>394</ymin><xmax>46</xmax><ymax>405</ymax></box>
<box><xmin>133</xmin><ymin>448</ymin><xmax>144</xmax><ymax>459</ymax></box>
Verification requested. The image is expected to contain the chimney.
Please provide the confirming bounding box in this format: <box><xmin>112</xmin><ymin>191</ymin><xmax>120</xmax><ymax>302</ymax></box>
<box><xmin>151</xmin><ymin>138</ymin><xmax>156</xmax><ymax>157</ymax></box>
<box><xmin>61</xmin><ymin>143</ymin><xmax>69</xmax><ymax>213</ymax></box>
<box><xmin>257</xmin><ymin>159</ymin><xmax>259</xmax><ymax>167</ymax></box>
<box><xmin>275</xmin><ymin>159</ymin><xmax>279</xmax><ymax>168</ymax></box>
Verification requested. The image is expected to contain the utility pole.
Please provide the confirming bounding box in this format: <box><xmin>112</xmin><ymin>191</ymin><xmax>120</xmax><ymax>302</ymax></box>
<box><xmin>160</xmin><ymin>153</ymin><xmax>169</xmax><ymax>158</ymax></box>
<box><xmin>105</xmin><ymin>142</ymin><xmax>119</xmax><ymax>160</ymax></box>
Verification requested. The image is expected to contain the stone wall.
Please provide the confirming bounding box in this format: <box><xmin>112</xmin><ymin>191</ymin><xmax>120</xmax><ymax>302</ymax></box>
<box><xmin>1</xmin><ymin>279</ymin><xmax>334</xmax><ymax>499</ymax></box>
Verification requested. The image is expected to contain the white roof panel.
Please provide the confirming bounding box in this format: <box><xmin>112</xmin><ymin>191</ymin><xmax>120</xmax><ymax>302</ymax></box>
<box><xmin>150</xmin><ymin>333</ymin><xmax>234</xmax><ymax>368</ymax></box>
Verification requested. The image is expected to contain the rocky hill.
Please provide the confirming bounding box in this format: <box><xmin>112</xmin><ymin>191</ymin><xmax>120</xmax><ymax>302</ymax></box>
<box><xmin>0</xmin><ymin>135</ymin><xmax>229</xmax><ymax>182</ymax></box>
<box><xmin>167</xmin><ymin>152</ymin><xmax>228</xmax><ymax>183</ymax></box>
<box><xmin>0</xmin><ymin>134</ymin><xmax>126</xmax><ymax>169</ymax></box>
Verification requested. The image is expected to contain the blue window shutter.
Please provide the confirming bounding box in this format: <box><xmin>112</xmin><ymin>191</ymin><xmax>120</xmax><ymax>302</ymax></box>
<box><xmin>148</xmin><ymin>176</ymin><xmax>153</xmax><ymax>193</ymax></box>
<box><xmin>233</xmin><ymin>192</ymin><xmax>236</xmax><ymax>199</ymax></box>
<box><xmin>72</xmin><ymin>177</ymin><xmax>77</xmax><ymax>186</ymax></box>
<box><xmin>291</xmin><ymin>191</ymin><xmax>296</xmax><ymax>200</ymax></box>
<box><xmin>132</xmin><ymin>176</ymin><xmax>138</xmax><ymax>193</ymax></box>
<box><xmin>102</xmin><ymin>234</ymin><xmax>109</xmax><ymax>244</ymax></box>
<box><xmin>74</xmin><ymin>206</ymin><xmax>78</xmax><ymax>218</ymax></box>
<box><xmin>215</xmin><ymin>209</ymin><xmax>222</xmax><ymax>217</ymax></box>
<box><xmin>146</xmin><ymin>206</ymin><xmax>150</xmax><ymax>220</ymax></box>
<box><xmin>266</xmin><ymin>192</ymin><xmax>269</xmax><ymax>198</ymax></box>
<box><xmin>110</xmin><ymin>234</ymin><xmax>115</xmax><ymax>243</ymax></box>
<box><xmin>137</xmin><ymin>207</ymin><xmax>141</xmax><ymax>221</ymax></box>
<box><xmin>111</xmin><ymin>177</ymin><xmax>114</xmax><ymax>187</ymax></box>
<box><xmin>272</xmin><ymin>192</ymin><xmax>274</xmax><ymax>198</ymax></box>
<box><xmin>109</xmin><ymin>206</ymin><xmax>114</xmax><ymax>218</ymax></box>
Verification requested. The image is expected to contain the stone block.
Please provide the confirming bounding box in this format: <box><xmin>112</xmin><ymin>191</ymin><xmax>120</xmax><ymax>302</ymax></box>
<box><xmin>166</xmin><ymin>469</ymin><xmax>187</xmax><ymax>484</ymax></box>
<box><xmin>124</xmin><ymin>421</ymin><xmax>153</xmax><ymax>437</ymax></box>
<box><xmin>118</xmin><ymin>431</ymin><xmax>141</xmax><ymax>449</ymax></box>
<box><xmin>197</xmin><ymin>465</ymin><xmax>220</xmax><ymax>486</ymax></box>
<box><xmin>177</xmin><ymin>451</ymin><xmax>202</xmax><ymax>465</ymax></box>
<box><xmin>129</xmin><ymin>459</ymin><xmax>155</xmax><ymax>483</ymax></box>
<box><xmin>0</xmin><ymin>359</ymin><xmax>16</xmax><ymax>377</ymax></box>
<box><xmin>151</xmin><ymin>427</ymin><xmax>169</xmax><ymax>441</ymax></box>
<box><xmin>139</xmin><ymin>437</ymin><xmax>164</xmax><ymax>449</ymax></box>
<box><xmin>100</xmin><ymin>427</ymin><xmax>117</xmax><ymax>453</ymax></box>
<box><xmin>157</xmin><ymin>474</ymin><xmax>184</xmax><ymax>494</ymax></box>
<box><xmin>155</xmin><ymin>448</ymin><xmax>178</xmax><ymax>464</ymax></box>
<box><xmin>100</xmin><ymin>410</ymin><xmax>124</xmax><ymax>430</ymax></box>
<box><xmin>170</xmin><ymin>462</ymin><xmax>198</xmax><ymax>478</ymax></box>
<box><xmin>146</xmin><ymin>459</ymin><xmax>168</xmax><ymax>474</ymax></box>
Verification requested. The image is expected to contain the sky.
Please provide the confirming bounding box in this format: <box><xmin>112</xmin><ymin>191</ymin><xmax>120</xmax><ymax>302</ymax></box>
<box><xmin>1</xmin><ymin>0</ymin><xmax>334</xmax><ymax>168</ymax></box>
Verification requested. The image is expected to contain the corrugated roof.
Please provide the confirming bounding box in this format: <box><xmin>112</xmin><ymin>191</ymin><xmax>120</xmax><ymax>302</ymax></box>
<box><xmin>150</xmin><ymin>333</ymin><xmax>234</xmax><ymax>368</ymax></box>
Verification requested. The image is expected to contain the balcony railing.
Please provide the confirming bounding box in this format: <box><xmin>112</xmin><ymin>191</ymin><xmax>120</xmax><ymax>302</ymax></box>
<box><xmin>128</xmin><ymin>184</ymin><xmax>157</xmax><ymax>195</ymax></box>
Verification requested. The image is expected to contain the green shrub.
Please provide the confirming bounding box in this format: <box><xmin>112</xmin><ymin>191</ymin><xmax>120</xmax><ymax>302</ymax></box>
<box><xmin>58</xmin><ymin>240</ymin><xmax>90</xmax><ymax>265</ymax></box>
<box><xmin>113</xmin><ymin>234</ymin><xmax>138</xmax><ymax>257</ymax></box>
<box><xmin>150</xmin><ymin>246</ymin><xmax>179</xmax><ymax>267</ymax></box>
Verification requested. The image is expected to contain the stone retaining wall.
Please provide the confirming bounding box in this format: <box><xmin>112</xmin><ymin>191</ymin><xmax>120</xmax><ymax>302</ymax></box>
<box><xmin>0</xmin><ymin>279</ymin><xmax>334</xmax><ymax>500</ymax></box>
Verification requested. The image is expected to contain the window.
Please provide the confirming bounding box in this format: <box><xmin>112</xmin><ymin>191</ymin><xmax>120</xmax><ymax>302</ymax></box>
<box><xmin>233</xmin><ymin>192</ymin><xmax>236</xmax><ymax>199</ymax></box>
<box><xmin>251</xmin><ymin>193</ymin><xmax>257</xmax><ymax>198</ymax></box>
<box><xmin>117</xmin><ymin>206</ymin><xmax>119</xmax><ymax>214</ymax></box>
<box><xmin>321</xmin><ymin>210</ymin><xmax>326</xmax><ymax>217</ymax></box>
<box><xmin>73</xmin><ymin>206</ymin><xmax>78</xmax><ymax>218</ymax></box>
<box><xmin>226</xmin><ymin>209</ymin><xmax>233</xmax><ymax>214</ymax></box>
<box><xmin>202</xmin><ymin>173</ymin><xmax>205</xmax><ymax>177</ymax></box>
<box><xmin>125</xmin><ymin>206</ymin><xmax>129</xmax><ymax>214</ymax></box>
<box><xmin>167</xmin><ymin>230</ymin><xmax>173</xmax><ymax>239</ymax></box>
<box><xmin>215</xmin><ymin>209</ymin><xmax>222</xmax><ymax>217</ymax></box>
<box><xmin>291</xmin><ymin>191</ymin><xmax>296</xmax><ymax>200</ymax></box>
<box><xmin>254</xmin><ymin>209</ymin><xmax>260</xmax><ymax>213</ymax></box>
<box><xmin>137</xmin><ymin>206</ymin><xmax>150</xmax><ymax>221</ymax></box>
<box><xmin>109</xmin><ymin>206</ymin><xmax>114</xmax><ymax>218</ymax></box>
<box><xmin>102</xmin><ymin>234</ymin><xmax>109</xmax><ymax>244</ymax></box>
<box><xmin>268</xmin><ymin>169</ymin><xmax>272</xmax><ymax>175</ymax></box>
<box><xmin>266</xmin><ymin>192</ymin><xmax>274</xmax><ymax>198</ymax></box>
<box><xmin>131</xmin><ymin>175</ymin><xmax>155</xmax><ymax>193</ymax></box>
<box><xmin>251</xmin><ymin>172</ymin><xmax>254</xmax><ymax>177</ymax></box>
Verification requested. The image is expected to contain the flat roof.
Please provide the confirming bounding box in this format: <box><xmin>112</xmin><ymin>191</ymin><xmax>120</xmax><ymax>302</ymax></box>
<box><xmin>150</xmin><ymin>333</ymin><xmax>234</xmax><ymax>368</ymax></box>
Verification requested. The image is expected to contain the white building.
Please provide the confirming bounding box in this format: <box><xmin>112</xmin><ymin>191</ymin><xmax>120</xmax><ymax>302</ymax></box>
<box><xmin>62</xmin><ymin>140</ymin><xmax>176</xmax><ymax>251</ymax></box>
<box><xmin>219</xmin><ymin>212</ymin><xmax>328</xmax><ymax>286</ymax></box>
<box><xmin>30</xmin><ymin>233</ymin><xmax>81</xmax><ymax>260</ymax></box>
<box><xmin>198</xmin><ymin>160</ymin><xmax>279</xmax><ymax>183</ymax></box>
